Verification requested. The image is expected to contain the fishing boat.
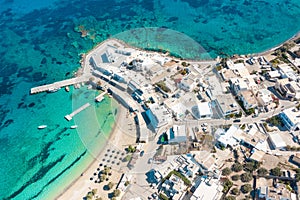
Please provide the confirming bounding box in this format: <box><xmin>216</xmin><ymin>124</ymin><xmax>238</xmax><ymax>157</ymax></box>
<box><xmin>70</xmin><ymin>125</ymin><xmax>78</xmax><ymax>129</ymax></box>
<box><xmin>38</xmin><ymin>125</ymin><xmax>47</xmax><ymax>129</ymax></box>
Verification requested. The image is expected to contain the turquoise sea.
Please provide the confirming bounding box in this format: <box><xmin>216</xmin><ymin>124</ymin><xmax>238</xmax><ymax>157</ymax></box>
<box><xmin>0</xmin><ymin>0</ymin><xmax>300</xmax><ymax>199</ymax></box>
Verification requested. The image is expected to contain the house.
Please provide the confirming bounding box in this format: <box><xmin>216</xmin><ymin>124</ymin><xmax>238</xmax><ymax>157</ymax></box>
<box><xmin>278</xmin><ymin>64</ymin><xmax>298</xmax><ymax>81</ymax></box>
<box><xmin>215</xmin><ymin>125</ymin><xmax>242</xmax><ymax>148</ymax></box>
<box><xmin>191</xmin><ymin>102</ymin><xmax>213</xmax><ymax>119</ymax></box>
<box><xmin>269</xmin><ymin>133</ymin><xmax>286</xmax><ymax>149</ymax></box>
<box><xmin>214</xmin><ymin>94</ymin><xmax>240</xmax><ymax>117</ymax></box>
<box><xmin>167</xmin><ymin>125</ymin><xmax>187</xmax><ymax>144</ymax></box>
<box><xmin>230</xmin><ymin>76</ymin><xmax>257</xmax><ymax>95</ymax></box>
<box><xmin>160</xmin><ymin>174</ymin><xmax>186</xmax><ymax>200</ymax></box>
<box><xmin>275</xmin><ymin>78</ymin><xmax>300</xmax><ymax>100</ymax></box>
<box><xmin>258</xmin><ymin>186</ymin><xmax>268</xmax><ymax>199</ymax></box>
<box><xmin>256</xmin><ymin>89</ymin><xmax>275</xmax><ymax>111</ymax></box>
<box><xmin>191</xmin><ymin>176</ymin><xmax>223</xmax><ymax>200</ymax></box>
<box><xmin>290</xmin><ymin>154</ymin><xmax>300</xmax><ymax>167</ymax></box>
<box><xmin>238</xmin><ymin>90</ymin><xmax>258</xmax><ymax>110</ymax></box>
<box><xmin>178</xmin><ymin>77</ymin><xmax>197</xmax><ymax>92</ymax></box>
<box><xmin>144</xmin><ymin>103</ymin><xmax>172</xmax><ymax>132</ymax></box>
<box><xmin>280</xmin><ymin>107</ymin><xmax>300</xmax><ymax>131</ymax></box>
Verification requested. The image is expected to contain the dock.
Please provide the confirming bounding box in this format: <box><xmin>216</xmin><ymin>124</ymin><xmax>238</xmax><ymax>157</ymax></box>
<box><xmin>65</xmin><ymin>103</ymin><xmax>91</xmax><ymax>121</ymax></box>
<box><xmin>30</xmin><ymin>76</ymin><xmax>89</xmax><ymax>94</ymax></box>
<box><xmin>95</xmin><ymin>91</ymin><xmax>107</xmax><ymax>102</ymax></box>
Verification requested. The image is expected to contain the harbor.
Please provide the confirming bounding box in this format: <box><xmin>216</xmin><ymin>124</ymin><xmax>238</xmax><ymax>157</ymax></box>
<box><xmin>30</xmin><ymin>75</ymin><xmax>90</xmax><ymax>94</ymax></box>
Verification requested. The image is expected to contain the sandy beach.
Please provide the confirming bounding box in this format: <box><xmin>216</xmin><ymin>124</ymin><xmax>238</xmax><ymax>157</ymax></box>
<box><xmin>56</xmin><ymin>102</ymin><xmax>137</xmax><ymax>200</ymax></box>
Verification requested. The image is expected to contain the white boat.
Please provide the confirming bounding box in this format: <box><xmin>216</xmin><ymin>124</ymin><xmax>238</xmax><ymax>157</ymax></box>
<box><xmin>70</xmin><ymin>125</ymin><xmax>78</xmax><ymax>129</ymax></box>
<box><xmin>47</xmin><ymin>87</ymin><xmax>60</xmax><ymax>93</ymax></box>
<box><xmin>38</xmin><ymin>125</ymin><xmax>47</xmax><ymax>129</ymax></box>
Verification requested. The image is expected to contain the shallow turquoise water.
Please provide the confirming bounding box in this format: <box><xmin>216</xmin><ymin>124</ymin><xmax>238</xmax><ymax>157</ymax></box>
<box><xmin>0</xmin><ymin>0</ymin><xmax>300</xmax><ymax>199</ymax></box>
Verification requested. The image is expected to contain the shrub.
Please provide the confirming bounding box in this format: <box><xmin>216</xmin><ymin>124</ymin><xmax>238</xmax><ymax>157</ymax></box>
<box><xmin>241</xmin><ymin>184</ymin><xmax>252</xmax><ymax>194</ymax></box>
<box><xmin>231</xmin><ymin>174</ymin><xmax>240</xmax><ymax>181</ymax></box>
<box><xmin>225</xmin><ymin>195</ymin><xmax>236</xmax><ymax>200</ymax></box>
<box><xmin>222</xmin><ymin>178</ymin><xmax>233</xmax><ymax>193</ymax></box>
<box><xmin>108</xmin><ymin>182</ymin><xmax>114</xmax><ymax>190</ymax></box>
<box><xmin>257</xmin><ymin>168</ymin><xmax>268</xmax><ymax>176</ymax></box>
<box><xmin>231</xmin><ymin>187</ymin><xmax>240</xmax><ymax>195</ymax></box>
<box><xmin>113</xmin><ymin>189</ymin><xmax>121</xmax><ymax>197</ymax></box>
<box><xmin>270</xmin><ymin>167</ymin><xmax>282</xmax><ymax>176</ymax></box>
<box><xmin>222</xmin><ymin>167</ymin><xmax>232</xmax><ymax>176</ymax></box>
<box><xmin>240</xmin><ymin>172</ymin><xmax>253</xmax><ymax>182</ymax></box>
<box><xmin>232</xmin><ymin>163</ymin><xmax>243</xmax><ymax>172</ymax></box>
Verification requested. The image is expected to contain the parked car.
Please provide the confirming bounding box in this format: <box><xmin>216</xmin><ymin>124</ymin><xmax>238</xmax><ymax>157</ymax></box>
<box><xmin>140</xmin><ymin>150</ymin><xmax>145</xmax><ymax>157</ymax></box>
<box><xmin>233</xmin><ymin>119</ymin><xmax>241</xmax><ymax>122</ymax></box>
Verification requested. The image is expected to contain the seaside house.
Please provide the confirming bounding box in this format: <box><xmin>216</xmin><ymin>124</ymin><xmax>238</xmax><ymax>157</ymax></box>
<box><xmin>144</xmin><ymin>103</ymin><xmax>172</xmax><ymax>132</ymax></box>
<box><xmin>256</xmin><ymin>89</ymin><xmax>275</xmax><ymax>111</ymax></box>
<box><xmin>238</xmin><ymin>90</ymin><xmax>258</xmax><ymax>110</ymax></box>
<box><xmin>215</xmin><ymin>125</ymin><xmax>242</xmax><ymax>148</ymax></box>
<box><xmin>268</xmin><ymin>133</ymin><xmax>286</xmax><ymax>150</ymax></box>
<box><xmin>190</xmin><ymin>102</ymin><xmax>213</xmax><ymax>119</ymax></box>
<box><xmin>275</xmin><ymin>78</ymin><xmax>300</xmax><ymax>100</ymax></box>
<box><xmin>214</xmin><ymin>94</ymin><xmax>240</xmax><ymax>117</ymax></box>
<box><xmin>160</xmin><ymin>174</ymin><xmax>186</xmax><ymax>200</ymax></box>
<box><xmin>278</xmin><ymin>64</ymin><xmax>298</xmax><ymax>81</ymax></box>
<box><xmin>280</xmin><ymin>107</ymin><xmax>300</xmax><ymax>131</ymax></box>
<box><xmin>191</xmin><ymin>175</ymin><xmax>223</xmax><ymax>200</ymax></box>
<box><xmin>230</xmin><ymin>76</ymin><xmax>258</xmax><ymax>95</ymax></box>
<box><xmin>167</xmin><ymin>125</ymin><xmax>187</xmax><ymax>144</ymax></box>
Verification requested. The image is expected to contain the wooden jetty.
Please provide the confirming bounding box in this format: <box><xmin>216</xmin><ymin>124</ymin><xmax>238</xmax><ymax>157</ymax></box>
<box><xmin>95</xmin><ymin>91</ymin><xmax>107</xmax><ymax>102</ymax></box>
<box><xmin>30</xmin><ymin>76</ymin><xmax>89</xmax><ymax>94</ymax></box>
<box><xmin>65</xmin><ymin>103</ymin><xmax>91</xmax><ymax>121</ymax></box>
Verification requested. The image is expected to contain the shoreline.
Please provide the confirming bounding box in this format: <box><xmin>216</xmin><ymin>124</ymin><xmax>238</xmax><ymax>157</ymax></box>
<box><xmin>54</xmin><ymin>97</ymin><xmax>123</xmax><ymax>200</ymax></box>
<box><xmin>53</xmin><ymin>31</ymin><xmax>300</xmax><ymax>199</ymax></box>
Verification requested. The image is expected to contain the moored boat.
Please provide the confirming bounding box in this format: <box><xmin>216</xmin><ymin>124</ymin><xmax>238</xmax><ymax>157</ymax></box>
<box><xmin>70</xmin><ymin>125</ymin><xmax>78</xmax><ymax>129</ymax></box>
<box><xmin>38</xmin><ymin>125</ymin><xmax>47</xmax><ymax>129</ymax></box>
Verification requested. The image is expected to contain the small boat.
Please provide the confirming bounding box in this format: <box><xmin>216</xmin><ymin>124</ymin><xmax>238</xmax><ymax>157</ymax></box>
<box><xmin>65</xmin><ymin>86</ymin><xmax>70</xmax><ymax>92</ymax></box>
<box><xmin>70</xmin><ymin>125</ymin><xmax>78</xmax><ymax>129</ymax></box>
<box><xmin>38</xmin><ymin>125</ymin><xmax>47</xmax><ymax>129</ymax></box>
<box><xmin>47</xmin><ymin>87</ymin><xmax>60</xmax><ymax>93</ymax></box>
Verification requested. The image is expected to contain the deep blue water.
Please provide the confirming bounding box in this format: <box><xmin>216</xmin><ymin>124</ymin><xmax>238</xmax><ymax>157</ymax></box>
<box><xmin>0</xmin><ymin>0</ymin><xmax>300</xmax><ymax>199</ymax></box>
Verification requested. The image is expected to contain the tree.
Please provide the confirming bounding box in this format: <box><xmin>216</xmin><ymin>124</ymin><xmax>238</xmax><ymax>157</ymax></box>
<box><xmin>222</xmin><ymin>167</ymin><xmax>232</xmax><ymax>176</ymax></box>
<box><xmin>125</xmin><ymin>181</ymin><xmax>130</xmax><ymax>186</ymax></box>
<box><xmin>100</xmin><ymin>174</ymin><xmax>106</xmax><ymax>182</ymax></box>
<box><xmin>270</xmin><ymin>167</ymin><xmax>282</xmax><ymax>176</ymax></box>
<box><xmin>243</xmin><ymin>161</ymin><xmax>260</xmax><ymax>172</ymax></box>
<box><xmin>96</xmin><ymin>198</ymin><xmax>103</xmax><ymax>200</ymax></box>
<box><xmin>113</xmin><ymin>189</ymin><xmax>121</xmax><ymax>197</ymax></box>
<box><xmin>232</xmin><ymin>163</ymin><xmax>243</xmax><ymax>172</ymax></box>
<box><xmin>231</xmin><ymin>174</ymin><xmax>240</xmax><ymax>181</ymax></box>
<box><xmin>222</xmin><ymin>178</ymin><xmax>233</xmax><ymax>193</ymax></box>
<box><xmin>240</xmin><ymin>172</ymin><xmax>253</xmax><ymax>182</ymax></box>
<box><xmin>257</xmin><ymin>168</ymin><xmax>268</xmax><ymax>176</ymax></box>
<box><xmin>241</xmin><ymin>184</ymin><xmax>252</xmax><ymax>194</ymax></box>
<box><xmin>231</xmin><ymin>187</ymin><xmax>240</xmax><ymax>195</ymax></box>
<box><xmin>108</xmin><ymin>182</ymin><xmax>114</xmax><ymax>190</ymax></box>
<box><xmin>91</xmin><ymin>188</ymin><xmax>97</xmax><ymax>196</ymax></box>
<box><xmin>225</xmin><ymin>195</ymin><xmax>236</xmax><ymax>200</ymax></box>
<box><xmin>127</xmin><ymin>145</ymin><xmax>136</xmax><ymax>153</ymax></box>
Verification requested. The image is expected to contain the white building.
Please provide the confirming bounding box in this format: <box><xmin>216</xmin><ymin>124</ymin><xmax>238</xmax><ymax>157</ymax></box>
<box><xmin>280</xmin><ymin>107</ymin><xmax>300</xmax><ymax>131</ymax></box>
<box><xmin>178</xmin><ymin>77</ymin><xmax>197</xmax><ymax>92</ymax></box>
<box><xmin>269</xmin><ymin>133</ymin><xmax>286</xmax><ymax>149</ymax></box>
<box><xmin>275</xmin><ymin>78</ymin><xmax>300</xmax><ymax>100</ymax></box>
<box><xmin>191</xmin><ymin>176</ymin><xmax>223</xmax><ymax>200</ymax></box>
<box><xmin>278</xmin><ymin>64</ymin><xmax>298</xmax><ymax>81</ymax></box>
<box><xmin>144</xmin><ymin>103</ymin><xmax>172</xmax><ymax>132</ymax></box>
<box><xmin>256</xmin><ymin>89</ymin><xmax>274</xmax><ymax>110</ymax></box>
<box><xmin>238</xmin><ymin>90</ymin><xmax>258</xmax><ymax>110</ymax></box>
<box><xmin>191</xmin><ymin>102</ymin><xmax>213</xmax><ymax>119</ymax></box>
<box><xmin>214</xmin><ymin>94</ymin><xmax>240</xmax><ymax>117</ymax></box>
<box><xmin>215</xmin><ymin>125</ymin><xmax>242</xmax><ymax>148</ymax></box>
<box><xmin>167</xmin><ymin>125</ymin><xmax>187</xmax><ymax>144</ymax></box>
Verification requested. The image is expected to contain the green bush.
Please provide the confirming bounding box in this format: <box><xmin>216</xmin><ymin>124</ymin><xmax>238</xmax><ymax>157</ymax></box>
<box><xmin>241</xmin><ymin>184</ymin><xmax>252</xmax><ymax>194</ymax></box>
<box><xmin>257</xmin><ymin>168</ymin><xmax>268</xmax><ymax>176</ymax></box>
<box><xmin>231</xmin><ymin>187</ymin><xmax>240</xmax><ymax>195</ymax></box>
<box><xmin>232</xmin><ymin>163</ymin><xmax>243</xmax><ymax>172</ymax></box>
<box><xmin>231</xmin><ymin>174</ymin><xmax>240</xmax><ymax>181</ymax></box>
<box><xmin>222</xmin><ymin>167</ymin><xmax>232</xmax><ymax>176</ymax></box>
<box><xmin>222</xmin><ymin>178</ymin><xmax>233</xmax><ymax>193</ymax></box>
<box><xmin>240</xmin><ymin>172</ymin><xmax>253</xmax><ymax>182</ymax></box>
<box><xmin>270</xmin><ymin>167</ymin><xmax>282</xmax><ymax>176</ymax></box>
